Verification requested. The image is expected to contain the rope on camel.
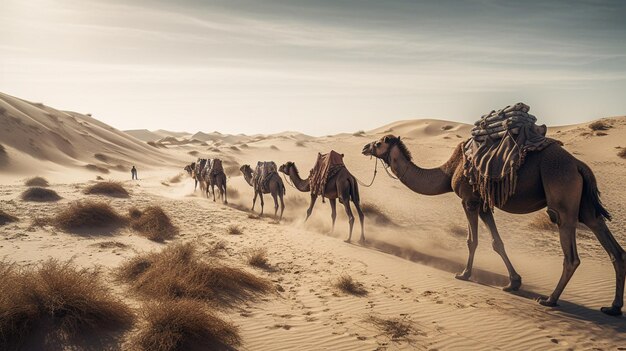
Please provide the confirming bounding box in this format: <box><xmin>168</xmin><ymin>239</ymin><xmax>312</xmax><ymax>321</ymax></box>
<box><xmin>355</xmin><ymin>157</ymin><xmax>379</xmax><ymax>187</ymax></box>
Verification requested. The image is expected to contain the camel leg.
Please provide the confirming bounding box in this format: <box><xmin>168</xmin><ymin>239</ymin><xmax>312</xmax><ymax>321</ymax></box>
<box><xmin>212</xmin><ymin>183</ymin><xmax>216</xmax><ymax>202</ymax></box>
<box><xmin>259</xmin><ymin>193</ymin><xmax>265</xmax><ymax>216</ymax></box>
<box><xmin>279</xmin><ymin>192</ymin><xmax>285</xmax><ymax>221</ymax></box>
<box><xmin>455</xmin><ymin>200</ymin><xmax>479</xmax><ymax>281</ymax></box>
<box><xmin>583</xmin><ymin>215</ymin><xmax>625</xmax><ymax>316</ymax></box>
<box><xmin>538</xmin><ymin>218</ymin><xmax>580</xmax><ymax>307</ymax></box>
<box><xmin>223</xmin><ymin>180</ymin><xmax>228</xmax><ymax>204</ymax></box>
<box><xmin>272</xmin><ymin>192</ymin><xmax>279</xmax><ymax>218</ymax></box>
<box><xmin>305</xmin><ymin>194</ymin><xmax>317</xmax><ymax>222</ymax></box>
<box><xmin>478</xmin><ymin>209</ymin><xmax>521</xmax><ymax>291</ymax></box>
<box><xmin>353</xmin><ymin>200</ymin><xmax>365</xmax><ymax>243</ymax></box>
<box><xmin>329</xmin><ymin>198</ymin><xmax>337</xmax><ymax>233</ymax></box>
<box><xmin>251</xmin><ymin>191</ymin><xmax>257</xmax><ymax>211</ymax></box>
<box><xmin>342</xmin><ymin>196</ymin><xmax>355</xmax><ymax>243</ymax></box>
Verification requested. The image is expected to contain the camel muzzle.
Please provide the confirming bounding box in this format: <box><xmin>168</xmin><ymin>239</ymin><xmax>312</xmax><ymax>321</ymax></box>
<box><xmin>362</xmin><ymin>143</ymin><xmax>373</xmax><ymax>156</ymax></box>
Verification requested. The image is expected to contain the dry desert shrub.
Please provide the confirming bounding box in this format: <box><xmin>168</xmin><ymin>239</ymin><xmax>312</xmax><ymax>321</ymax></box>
<box><xmin>132</xmin><ymin>299</ymin><xmax>240</xmax><ymax>351</ymax></box>
<box><xmin>366</xmin><ymin>315</ymin><xmax>414</xmax><ymax>340</ymax></box>
<box><xmin>92</xmin><ymin>241</ymin><xmax>129</xmax><ymax>249</ymax></box>
<box><xmin>227</xmin><ymin>224</ymin><xmax>242</xmax><ymax>235</ymax></box>
<box><xmin>96</xmin><ymin>175</ymin><xmax>104</xmax><ymax>180</ymax></box>
<box><xmin>83</xmin><ymin>181</ymin><xmax>129</xmax><ymax>197</ymax></box>
<box><xmin>270</xmin><ymin>145</ymin><xmax>279</xmax><ymax>150</ymax></box>
<box><xmin>188</xmin><ymin>150</ymin><xmax>199</xmax><ymax>156</ymax></box>
<box><xmin>52</xmin><ymin>201</ymin><xmax>126</xmax><ymax>232</ymax></box>
<box><xmin>441</xmin><ymin>125</ymin><xmax>454</xmax><ymax>131</ymax></box>
<box><xmin>0</xmin><ymin>260</ymin><xmax>133</xmax><ymax>350</ymax></box>
<box><xmin>24</xmin><ymin>176</ymin><xmax>49</xmax><ymax>187</ymax></box>
<box><xmin>20</xmin><ymin>187</ymin><xmax>61</xmax><ymax>202</ymax></box>
<box><xmin>116</xmin><ymin>243</ymin><xmax>271</xmax><ymax>306</ymax></box>
<box><xmin>334</xmin><ymin>274</ymin><xmax>367</xmax><ymax>296</ymax></box>
<box><xmin>618</xmin><ymin>148</ymin><xmax>626</xmax><ymax>159</ymax></box>
<box><xmin>246</xmin><ymin>248</ymin><xmax>269</xmax><ymax>268</ymax></box>
<box><xmin>0</xmin><ymin>209</ymin><xmax>18</xmax><ymax>225</ymax></box>
<box><xmin>295</xmin><ymin>140</ymin><xmax>306</xmax><ymax>147</ymax></box>
<box><xmin>130</xmin><ymin>206</ymin><xmax>178</xmax><ymax>242</ymax></box>
<box><xmin>588</xmin><ymin>120</ymin><xmax>612</xmax><ymax>131</ymax></box>
<box><xmin>230</xmin><ymin>145</ymin><xmax>239</xmax><ymax>151</ymax></box>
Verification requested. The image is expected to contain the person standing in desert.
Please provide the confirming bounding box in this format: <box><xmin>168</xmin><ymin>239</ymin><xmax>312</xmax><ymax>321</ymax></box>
<box><xmin>131</xmin><ymin>166</ymin><xmax>138</xmax><ymax>180</ymax></box>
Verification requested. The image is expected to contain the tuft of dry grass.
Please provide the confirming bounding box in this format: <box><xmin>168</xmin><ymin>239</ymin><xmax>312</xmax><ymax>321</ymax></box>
<box><xmin>83</xmin><ymin>181</ymin><xmax>129</xmax><ymax>197</ymax></box>
<box><xmin>0</xmin><ymin>260</ymin><xmax>134</xmax><ymax>350</ymax></box>
<box><xmin>441</xmin><ymin>125</ymin><xmax>454</xmax><ymax>131</ymax></box>
<box><xmin>188</xmin><ymin>150</ymin><xmax>199</xmax><ymax>156</ymax></box>
<box><xmin>295</xmin><ymin>140</ymin><xmax>306</xmax><ymax>147</ymax></box>
<box><xmin>366</xmin><ymin>315</ymin><xmax>414</xmax><ymax>340</ymax></box>
<box><xmin>96</xmin><ymin>175</ymin><xmax>104</xmax><ymax>180</ymax></box>
<box><xmin>334</xmin><ymin>274</ymin><xmax>367</xmax><ymax>296</ymax></box>
<box><xmin>92</xmin><ymin>241</ymin><xmax>129</xmax><ymax>249</ymax></box>
<box><xmin>132</xmin><ymin>299</ymin><xmax>240</xmax><ymax>351</ymax></box>
<box><xmin>130</xmin><ymin>206</ymin><xmax>178</xmax><ymax>242</ymax></box>
<box><xmin>270</xmin><ymin>145</ymin><xmax>279</xmax><ymax>150</ymax></box>
<box><xmin>227</xmin><ymin>225</ymin><xmax>242</xmax><ymax>235</ymax></box>
<box><xmin>116</xmin><ymin>243</ymin><xmax>271</xmax><ymax>306</ymax></box>
<box><xmin>246</xmin><ymin>248</ymin><xmax>269</xmax><ymax>268</ymax></box>
<box><xmin>20</xmin><ymin>187</ymin><xmax>61</xmax><ymax>202</ymax></box>
<box><xmin>0</xmin><ymin>209</ymin><xmax>18</xmax><ymax>225</ymax></box>
<box><xmin>361</xmin><ymin>202</ymin><xmax>393</xmax><ymax>225</ymax></box>
<box><xmin>618</xmin><ymin>148</ymin><xmax>626</xmax><ymax>159</ymax></box>
<box><xmin>588</xmin><ymin>120</ymin><xmax>612</xmax><ymax>131</ymax></box>
<box><xmin>52</xmin><ymin>201</ymin><xmax>126</xmax><ymax>232</ymax></box>
<box><xmin>94</xmin><ymin>153</ymin><xmax>108</xmax><ymax>162</ymax></box>
<box><xmin>24</xmin><ymin>176</ymin><xmax>49</xmax><ymax>187</ymax></box>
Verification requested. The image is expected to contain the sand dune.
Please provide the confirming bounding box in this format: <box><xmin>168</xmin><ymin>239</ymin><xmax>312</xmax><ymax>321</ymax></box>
<box><xmin>1</xmin><ymin>93</ymin><xmax>625</xmax><ymax>350</ymax></box>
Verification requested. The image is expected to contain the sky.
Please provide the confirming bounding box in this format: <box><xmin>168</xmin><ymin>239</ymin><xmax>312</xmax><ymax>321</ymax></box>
<box><xmin>1</xmin><ymin>0</ymin><xmax>625</xmax><ymax>135</ymax></box>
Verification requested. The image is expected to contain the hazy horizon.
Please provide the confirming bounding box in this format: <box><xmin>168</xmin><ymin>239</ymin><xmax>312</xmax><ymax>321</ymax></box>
<box><xmin>2</xmin><ymin>0</ymin><xmax>625</xmax><ymax>136</ymax></box>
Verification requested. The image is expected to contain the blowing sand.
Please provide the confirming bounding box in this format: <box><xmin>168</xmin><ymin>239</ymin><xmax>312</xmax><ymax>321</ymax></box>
<box><xmin>1</xmin><ymin>93</ymin><xmax>625</xmax><ymax>350</ymax></box>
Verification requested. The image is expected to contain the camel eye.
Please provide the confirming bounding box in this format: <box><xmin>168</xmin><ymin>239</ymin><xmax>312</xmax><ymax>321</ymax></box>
<box><xmin>375</xmin><ymin>142</ymin><xmax>381</xmax><ymax>147</ymax></box>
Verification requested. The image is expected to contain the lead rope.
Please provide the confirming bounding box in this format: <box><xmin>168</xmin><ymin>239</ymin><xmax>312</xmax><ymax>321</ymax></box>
<box><xmin>282</xmin><ymin>173</ymin><xmax>298</xmax><ymax>190</ymax></box>
<box><xmin>355</xmin><ymin>157</ymin><xmax>379</xmax><ymax>187</ymax></box>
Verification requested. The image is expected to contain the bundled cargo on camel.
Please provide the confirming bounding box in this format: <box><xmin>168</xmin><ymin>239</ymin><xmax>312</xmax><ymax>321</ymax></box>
<box><xmin>463</xmin><ymin>102</ymin><xmax>561</xmax><ymax>210</ymax></box>
<box><xmin>309</xmin><ymin>150</ymin><xmax>345</xmax><ymax>201</ymax></box>
<box><xmin>253</xmin><ymin>161</ymin><xmax>279</xmax><ymax>193</ymax></box>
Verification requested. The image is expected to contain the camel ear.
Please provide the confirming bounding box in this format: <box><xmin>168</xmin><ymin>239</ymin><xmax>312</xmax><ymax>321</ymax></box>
<box><xmin>398</xmin><ymin>136</ymin><xmax>401</xmax><ymax>141</ymax></box>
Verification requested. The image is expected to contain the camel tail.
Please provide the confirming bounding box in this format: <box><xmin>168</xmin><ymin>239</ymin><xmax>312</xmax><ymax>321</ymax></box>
<box><xmin>349</xmin><ymin>176</ymin><xmax>360</xmax><ymax>203</ymax></box>
<box><xmin>578</xmin><ymin>161</ymin><xmax>611</xmax><ymax>222</ymax></box>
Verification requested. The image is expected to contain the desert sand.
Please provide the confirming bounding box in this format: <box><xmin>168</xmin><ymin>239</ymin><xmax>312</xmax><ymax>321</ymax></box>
<box><xmin>1</xmin><ymin>92</ymin><xmax>626</xmax><ymax>350</ymax></box>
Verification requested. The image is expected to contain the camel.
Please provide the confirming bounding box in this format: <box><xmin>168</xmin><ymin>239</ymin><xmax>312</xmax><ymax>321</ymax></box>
<box><xmin>362</xmin><ymin>134</ymin><xmax>625</xmax><ymax>316</ymax></box>
<box><xmin>193</xmin><ymin>159</ymin><xmax>208</xmax><ymax>192</ymax></box>
<box><xmin>203</xmin><ymin>159</ymin><xmax>227</xmax><ymax>204</ymax></box>
<box><xmin>278</xmin><ymin>161</ymin><xmax>365</xmax><ymax>243</ymax></box>
<box><xmin>184</xmin><ymin>163</ymin><xmax>195</xmax><ymax>176</ymax></box>
<box><xmin>240</xmin><ymin>163</ymin><xmax>286</xmax><ymax>220</ymax></box>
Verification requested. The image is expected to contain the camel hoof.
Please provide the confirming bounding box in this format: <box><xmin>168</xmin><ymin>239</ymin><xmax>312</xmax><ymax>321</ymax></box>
<box><xmin>454</xmin><ymin>271</ymin><xmax>471</xmax><ymax>281</ymax></box>
<box><xmin>536</xmin><ymin>297</ymin><xmax>558</xmax><ymax>307</ymax></box>
<box><xmin>359</xmin><ymin>238</ymin><xmax>366</xmax><ymax>245</ymax></box>
<box><xmin>503</xmin><ymin>277</ymin><xmax>522</xmax><ymax>292</ymax></box>
<box><xmin>344</xmin><ymin>239</ymin><xmax>351</xmax><ymax>243</ymax></box>
<box><xmin>601</xmin><ymin>306</ymin><xmax>623</xmax><ymax>316</ymax></box>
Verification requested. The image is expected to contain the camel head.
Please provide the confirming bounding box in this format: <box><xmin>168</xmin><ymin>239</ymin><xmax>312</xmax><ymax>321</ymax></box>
<box><xmin>240</xmin><ymin>164</ymin><xmax>253</xmax><ymax>178</ymax></box>
<box><xmin>278</xmin><ymin>162</ymin><xmax>295</xmax><ymax>175</ymax></box>
<box><xmin>362</xmin><ymin>134</ymin><xmax>409</xmax><ymax>164</ymax></box>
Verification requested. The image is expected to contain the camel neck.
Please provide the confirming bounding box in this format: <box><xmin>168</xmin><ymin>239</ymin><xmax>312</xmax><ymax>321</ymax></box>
<box><xmin>388</xmin><ymin>145</ymin><xmax>453</xmax><ymax>196</ymax></box>
<box><xmin>289</xmin><ymin>167</ymin><xmax>311</xmax><ymax>192</ymax></box>
<box><xmin>243</xmin><ymin>172</ymin><xmax>254</xmax><ymax>186</ymax></box>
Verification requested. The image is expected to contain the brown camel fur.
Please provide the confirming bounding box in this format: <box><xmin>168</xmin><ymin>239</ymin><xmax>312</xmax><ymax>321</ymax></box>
<box><xmin>278</xmin><ymin>161</ymin><xmax>365</xmax><ymax>243</ymax></box>
<box><xmin>240</xmin><ymin>165</ymin><xmax>286</xmax><ymax>220</ymax></box>
<box><xmin>204</xmin><ymin>168</ymin><xmax>227</xmax><ymax>204</ymax></box>
<box><xmin>362</xmin><ymin>134</ymin><xmax>625</xmax><ymax>316</ymax></box>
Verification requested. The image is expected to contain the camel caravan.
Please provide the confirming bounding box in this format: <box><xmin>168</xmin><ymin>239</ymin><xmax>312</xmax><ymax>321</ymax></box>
<box><xmin>185</xmin><ymin>102</ymin><xmax>625</xmax><ymax>316</ymax></box>
<box><xmin>185</xmin><ymin>158</ymin><xmax>228</xmax><ymax>203</ymax></box>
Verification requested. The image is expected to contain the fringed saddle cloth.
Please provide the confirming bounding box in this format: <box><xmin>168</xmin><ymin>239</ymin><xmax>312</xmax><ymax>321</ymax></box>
<box><xmin>253</xmin><ymin>161</ymin><xmax>278</xmax><ymax>192</ymax></box>
<box><xmin>309</xmin><ymin>150</ymin><xmax>345</xmax><ymax>199</ymax></box>
<box><xmin>463</xmin><ymin>102</ymin><xmax>559</xmax><ymax>210</ymax></box>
